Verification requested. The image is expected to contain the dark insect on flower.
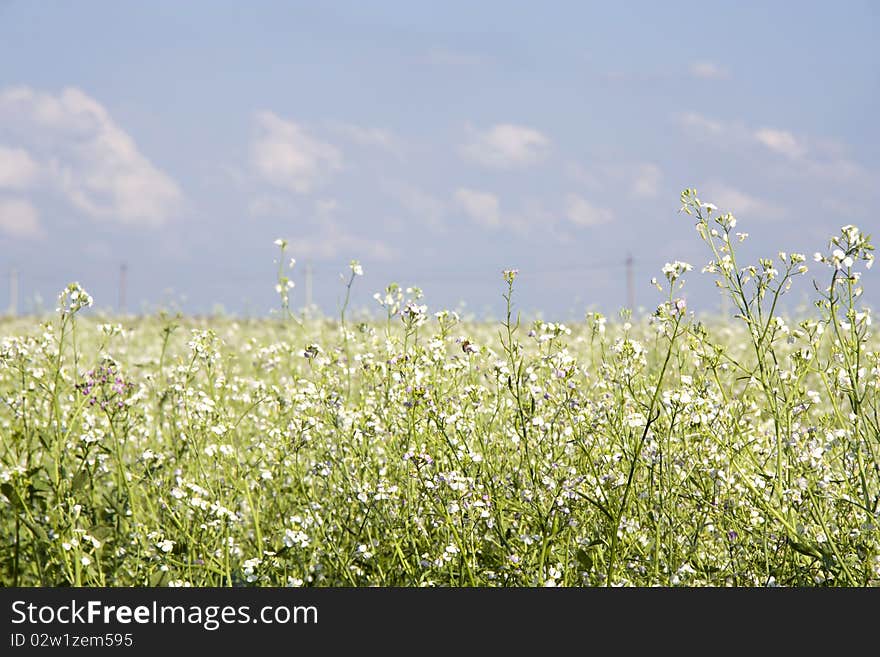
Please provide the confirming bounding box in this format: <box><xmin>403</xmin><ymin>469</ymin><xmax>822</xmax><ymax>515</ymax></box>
<box><xmin>461</xmin><ymin>340</ymin><xmax>478</xmax><ymax>354</ymax></box>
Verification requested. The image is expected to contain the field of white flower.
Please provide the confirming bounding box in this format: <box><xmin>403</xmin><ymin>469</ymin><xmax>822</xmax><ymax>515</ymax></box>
<box><xmin>1</xmin><ymin>190</ymin><xmax>878</xmax><ymax>586</ymax></box>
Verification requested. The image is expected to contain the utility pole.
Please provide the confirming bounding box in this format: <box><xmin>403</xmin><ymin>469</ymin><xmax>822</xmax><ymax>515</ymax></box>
<box><xmin>119</xmin><ymin>263</ymin><xmax>127</xmax><ymax>314</ymax></box>
<box><xmin>8</xmin><ymin>267</ymin><xmax>18</xmax><ymax>316</ymax></box>
<box><xmin>626</xmin><ymin>253</ymin><xmax>634</xmax><ymax>312</ymax></box>
<box><xmin>305</xmin><ymin>261</ymin><xmax>313</xmax><ymax>310</ymax></box>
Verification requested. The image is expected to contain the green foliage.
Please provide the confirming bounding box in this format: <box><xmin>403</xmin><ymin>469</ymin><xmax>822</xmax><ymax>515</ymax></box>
<box><xmin>0</xmin><ymin>191</ymin><xmax>877</xmax><ymax>586</ymax></box>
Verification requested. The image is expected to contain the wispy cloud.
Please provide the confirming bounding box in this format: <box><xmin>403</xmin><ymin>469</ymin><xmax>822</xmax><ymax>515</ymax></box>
<box><xmin>251</xmin><ymin>111</ymin><xmax>342</xmax><ymax>194</ymax></box>
<box><xmin>287</xmin><ymin>220</ymin><xmax>395</xmax><ymax>262</ymax></box>
<box><xmin>329</xmin><ymin>122</ymin><xmax>404</xmax><ymax>157</ymax></box>
<box><xmin>247</xmin><ymin>194</ymin><xmax>298</xmax><ymax>219</ymax></box>
<box><xmin>461</xmin><ymin>123</ymin><xmax>549</xmax><ymax>169</ymax></box>
<box><xmin>565</xmin><ymin>194</ymin><xmax>613</xmax><ymax>227</ymax></box>
<box><xmin>820</xmin><ymin>197</ymin><xmax>868</xmax><ymax>221</ymax></box>
<box><xmin>689</xmin><ymin>61</ymin><xmax>728</xmax><ymax>80</ymax></box>
<box><xmin>249</xmin><ymin>195</ymin><xmax>346</xmax><ymax>223</ymax></box>
<box><xmin>629</xmin><ymin>163</ymin><xmax>663</xmax><ymax>198</ymax></box>
<box><xmin>567</xmin><ymin>161</ymin><xmax>663</xmax><ymax>199</ymax></box>
<box><xmin>0</xmin><ymin>86</ymin><xmax>182</xmax><ymax>227</ymax></box>
<box><xmin>384</xmin><ymin>181</ymin><xmax>445</xmax><ymax>230</ymax></box>
<box><xmin>0</xmin><ymin>197</ymin><xmax>44</xmax><ymax>239</ymax></box>
<box><xmin>314</xmin><ymin>198</ymin><xmax>339</xmax><ymax>221</ymax></box>
<box><xmin>453</xmin><ymin>188</ymin><xmax>500</xmax><ymax>227</ymax></box>
<box><xmin>677</xmin><ymin>111</ymin><xmax>749</xmax><ymax>146</ymax></box>
<box><xmin>0</xmin><ymin>146</ymin><xmax>39</xmax><ymax>189</ymax></box>
<box><xmin>700</xmin><ymin>182</ymin><xmax>787</xmax><ymax>220</ymax></box>
<box><xmin>678</xmin><ymin>110</ymin><xmax>875</xmax><ymax>187</ymax></box>
<box><xmin>754</xmin><ymin>128</ymin><xmax>807</xmax><ymax>160</ymax></box>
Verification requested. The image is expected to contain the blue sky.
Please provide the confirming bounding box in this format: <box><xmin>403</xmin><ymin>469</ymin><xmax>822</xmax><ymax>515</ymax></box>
<box><xmin>1</xmin><ymin>1</ymin><xmax>878</xmax><ymax>318</ymax></box>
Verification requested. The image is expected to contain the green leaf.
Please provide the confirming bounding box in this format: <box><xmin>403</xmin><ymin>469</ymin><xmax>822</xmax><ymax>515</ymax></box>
<box><xmin>37</xmin><ymin>431</ymin><xmax>52</xmax><ymax>450</ymax></box>
<box><xmin>88</xmin><ymin>525</ymin><xmax>114</xmax><ymax>542</ymax></box>
<box><xmin>576</xmin><ymin>543</ymin><xmax>601</xmax><ymax>571</ymax></box>
<box><xmin>1</xmin><ymin>483</ymin><xmax>24</xmax><ymax>510</ymax></box>
<box><xmin>21</xmin><ymin>516</ymin><xmax>49</xmax><ymax>542</ymax></box>
<box><xmin>71</xmin><ymin>470</ymin><xmax>89</xmax><ymax>493</ymax></box>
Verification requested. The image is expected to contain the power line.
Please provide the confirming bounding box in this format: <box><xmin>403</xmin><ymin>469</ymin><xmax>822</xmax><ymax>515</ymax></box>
<box><xmin>3</xmin><ymin>257</ymin><xmax>639</xmax><ymax>314</ymax></box>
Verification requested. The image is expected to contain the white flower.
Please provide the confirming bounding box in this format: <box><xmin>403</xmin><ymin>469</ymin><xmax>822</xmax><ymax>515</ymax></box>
<box><xmin>157</xmin><ymin>539</ymin><xmax>175</xmax><ymax>553</ymax></box>
<box><xmin>57</xmin><ymin>282</ymin><xmax>94</xmax><ymax>315</ymax></box>
<box><xmin>350</xmin><ymin>260</ymin><xmax>364</xmax><ymax>276</ymax></box>
<box><xmin>661</xmin><ymin>261</ymin><xmax>693</xmax><ymax>285</ymax></box>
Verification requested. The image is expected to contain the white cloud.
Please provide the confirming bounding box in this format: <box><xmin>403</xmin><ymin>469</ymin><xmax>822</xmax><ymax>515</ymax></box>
<box><xmin>564</xmin><ymin>162</ymin><xmax>601</xmax><ymax>189</ymax></box>
<box><xmin>0</xmin><ymin>86</ymin><xmax>182</xmax><ymax>226</ymax></box>
<box><xmin>681</xmin><ymin>113</ymin><xmax>809</xmax><ymax>160</ymax></box>
<box><xmin>288</xmin><ymin>220</ymin><xmax>394</xmax><ymax>261</ymax></box>
<box><xmin>461</xmin><ymin>123</ymin><xmax>549</xmax><ymax>169</ymax></box>
<box><xmin>565</xmin><ymin>194</ymin><xmax>613</xmax><ymax>227</ymax></box>
<box><xmin>0</xmin><ymin>146</ymin><xmax>39</xmax><ymax>189</ymax></box>
<box><xmin>819</xmin><ymin>197</ymin><xmax>871</xmax><ymax>221</ymax></box>
<box><xmin>689</xmin><ymin>61</ymin><xmax>728</xmax><ymax>80</ymax></box>
<box><xmin>251</xmin><ymin>111</ymin><xmax>342</xmax><ymax>194</ymax></box>
<box><xmin>507</xmin><ymin>199</ymin><xmax>558</xmax><ymax>238</ymax></box>
<box><xmin>677</xmin><ymin>112</ymin><xmax>747</xmax><ymax>145</ymax></box>
<box><xmin>248</xmin><ymin>194</ymin><xmax>297</xmax><ymax>219</ymax></box>
<box><xmin>0</xmin><ymin>197</ymin><xmax>44</xmax><ymax>239</ymax></box>
<box><xmin>803</xmin><ymin>158</ymin><xmax>872</xmax><ymax>187</ymax></box>
<box><xmin>681</xmin><ymin>114</ymin><xmax>877</xmax><ymax>223</ymax></box>
<box><xmin>679</xmin><ymin>111</ymin><xmax>874</xmax><ymax>188</ymax></box>
<box><xmin>454</xmin><ymin>188</ymin><xmax>500</xmax><ymax>228</ymax></box>
<box><xmin>384</xmin><ymin>181</ymin><xmax>445</xmax><ymax>230</ymax></box>
<box><xmin>314</xmin><ymin>198</ymin><xmax>339</xmax><ymax>220</ymax></box>
<box><xmin>754</xmin><ymin>128</ymin><xmax>807</xmax><ymax>159</ymax></box>
<box><xmin>700</xmin><ymin>182</ymin><xmax>787</xmax><ymax>220</ymax></box>
<box><xmin>566</xmin><ymin>161</ymin><xmax>662</xmax><ymax>199</ymax></box>
<box><xmin>250</xmin><ymin>195</ymin><xmax>344</xmax><ymax>222</ymax></box>
<box><xmin>630</xmin><ymin>163</ymin><xmax>663</xmax><ymax>198</ymax></box>
<box><xmin>329</xmin><ymin>122</ymin><xmax>403</xmax><ymax>157</ymax></box>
